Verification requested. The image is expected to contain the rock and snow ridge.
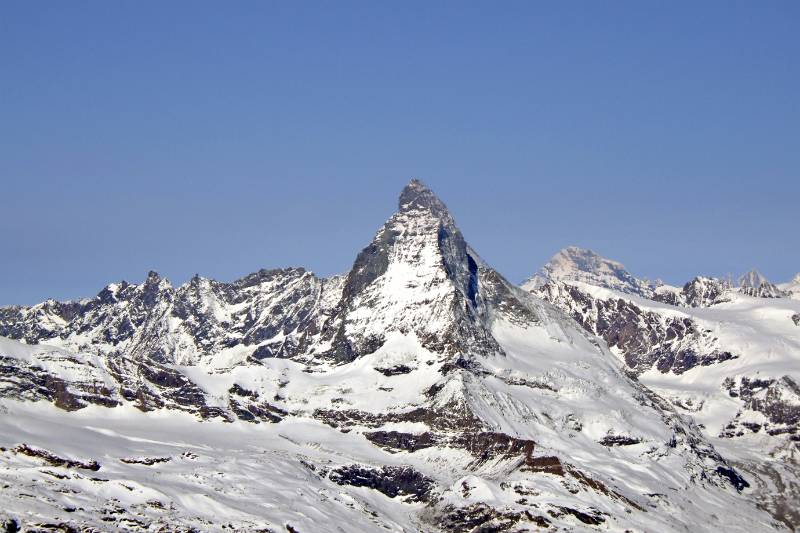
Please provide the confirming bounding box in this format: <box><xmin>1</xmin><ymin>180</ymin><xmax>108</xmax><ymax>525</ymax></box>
<box><xmin>527</xmin><ymin>246</ymin><xmax>795</xmax><ymax>307</ymax></box>
<box><xmin>0</xmin><ymin>180</ymin><xmax>794</xmax><ymax>531</ymax></box>
<box><xmin>738</xmin><ymin>269</ymin><xmax>788</xmax><ymax>298</ymax></box>
<box><xmin>525</xmin><ymin>248</ymin><xmax>800</xmax><ymax>529</ymax></box>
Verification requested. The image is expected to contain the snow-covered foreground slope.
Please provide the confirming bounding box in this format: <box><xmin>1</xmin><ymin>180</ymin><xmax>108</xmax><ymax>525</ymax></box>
<box><xmin>0</xmin><ymin>181</ymin><xmax>792</xmax><ymax>531</ymax></box>
<box><xmin>0</xmin><ymin>330</ymin><xmax>777</xmax><ymax>532</ymax></box>
<box><xmin>527</xmin><ymin>248</ymin><xmax>800</xmax><ymax>529</ymax></box>
<box><xmin>0</xmin><ymin>401</ymin><xmax>428</xmax><ymax>532</ymax></box>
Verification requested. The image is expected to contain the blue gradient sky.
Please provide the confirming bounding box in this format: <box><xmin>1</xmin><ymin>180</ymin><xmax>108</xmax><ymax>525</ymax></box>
<box><xmin>2</xmin><ymin>2</ymin><xmax>798</xmax><ymax>305</ymax></box>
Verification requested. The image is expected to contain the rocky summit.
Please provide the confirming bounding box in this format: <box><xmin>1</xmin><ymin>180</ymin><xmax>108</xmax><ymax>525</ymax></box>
<box><xmin>1</xmin><ymin>180</ymin><xmax>798</xmax><ymax>532</ymax></box>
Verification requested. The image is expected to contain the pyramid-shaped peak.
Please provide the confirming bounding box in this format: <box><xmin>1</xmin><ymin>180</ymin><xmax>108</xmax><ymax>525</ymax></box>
<box><xmin>737</xmin><ymin>269</ymin><xmax>786</xmax><ymax>298</ymax></box>
<box><xmin>739</xmin><ymin>269</ymin><xmax>769</xmax><ymax>288</ymax></box>
<box><xmin>398</xmin><ymin>178</ymin><xmax>451</xmax><ymax>219</ymax></box>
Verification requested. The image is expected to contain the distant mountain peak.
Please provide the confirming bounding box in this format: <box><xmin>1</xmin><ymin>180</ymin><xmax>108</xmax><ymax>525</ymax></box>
<box><xmin>738</xmin><ymin>269</ymin><xmax>785</xmax><ymax>298</ymax></box>
<box><xmin>524</xmin><ymin>246</ymin><xmax>653</xmax><ymax>297</ymax></box>
<box><xmin>548</xmin><ymin>246</ymin><xmax>627</xmax><ymax>276</ymax></box>
<box><xmin>739</xmin><ymin>269</ymin><xmax>769</xmax><ymax>289</ymax></box>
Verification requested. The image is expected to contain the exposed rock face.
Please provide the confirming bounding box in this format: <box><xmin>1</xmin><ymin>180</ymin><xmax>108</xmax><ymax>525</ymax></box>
<box><xmin>435</xmin><ymin>503</ymin><xmax>551</xmax><ymax>532</ymax></box>
<box><xmin>12</xmin><ymin>444</ymin><xmax>100</xmax><ymax>471</ymax></box>
<box><xmin>328</xmin><ymin>465</ymin><xmax>435</xmax><ymax>503</ymax></box>
<box><xmin>534</xmin><ymin>280</ymin><xmax>735</xmax><ymax>375</ymax></box>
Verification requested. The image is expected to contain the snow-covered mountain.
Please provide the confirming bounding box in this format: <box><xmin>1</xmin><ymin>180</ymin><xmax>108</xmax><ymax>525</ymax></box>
<box><xmin>526</xmin><ymin>248</ymin><xmax>800</xmax><ymax>529</ymax></box>
<box><xmin>738</xmin><ymin>269</ymin><xmax>787</xmax><ymax>299</ymax></box>
<box><xmin>522</xmin><ymin>246</ymin><xmax>654</xmax><ymax>297</ymax></box>
<box><xmin>779</xmin><ymin>273</ymin><xmax>800</xmax><ymax>300</ymax></box>
<box><xmin>0</xmin><ymin>181</ymin><xmax>795</xmax><ymax>531</ymax></box>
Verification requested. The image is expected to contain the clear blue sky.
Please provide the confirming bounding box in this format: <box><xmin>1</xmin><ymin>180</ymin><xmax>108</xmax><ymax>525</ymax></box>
<box><xmin>2</xmin><ymin>2</ymin><xmax>798</xmax><ymax>305</ymax></box>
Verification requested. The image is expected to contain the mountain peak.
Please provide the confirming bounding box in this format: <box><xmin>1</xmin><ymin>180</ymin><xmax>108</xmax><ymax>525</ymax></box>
<box><xmin>525</xmin><ymin>246</ymin><xmax>653</xmax><ymax>297</ymax></box>
<box><xmin>142</xmin><ymin>270</ymin><xmax>172</xmax><ymax>297</ymax></box>
<box><xmin>738</xmin><ymin>269</ymin><xmax>786</xmax><ymax>298</ymax></box>
<box><xmin>546</xmin><ymin>247</ymin><xmax>627</xmax><ymax>280</ymax></box>
<box><xmin>738</xmin><ymin>269</ymin><xmax>769</xmax><ymax>289</ymax></box>
<box><xmin>398</xmin><ymin>179</ymin><xmax>451</xmax><ymax>220</ymax></box>
<box><xmin>313</xmin><ymin>177</ymin><xmax>505</xmax><ymax>363</ymax></box>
